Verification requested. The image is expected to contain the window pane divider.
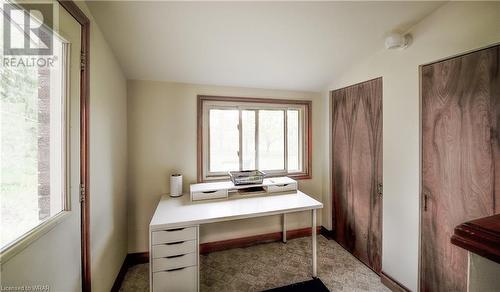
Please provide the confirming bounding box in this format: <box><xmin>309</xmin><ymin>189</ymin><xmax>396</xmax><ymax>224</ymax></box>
<box><xmin>284</xmin><ymin>109</ymin><xmax>288</xmax><ymax>173</ymax></box>
<box><xmin>255</xmin><ymin>109</ymin><xmax>259</xmax><ymax>171</ymax></box>
<box><xmin>238</xmin><ymin>109</ymin><xmax>243</xmax><ymax>171</ymax></box>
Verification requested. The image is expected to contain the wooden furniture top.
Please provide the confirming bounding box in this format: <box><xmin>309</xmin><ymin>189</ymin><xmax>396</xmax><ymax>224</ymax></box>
<box><xmin>451</xmin><ymin>214</ymin><xmax>500</xmax><ymax>264</ymax></box>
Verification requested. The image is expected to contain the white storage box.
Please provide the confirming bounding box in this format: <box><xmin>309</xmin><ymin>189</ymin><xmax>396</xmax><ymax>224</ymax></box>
<box><xmin>189</xmin><ymin>176</ymin><xmax>297</xmax><ymax>202</ymax></box>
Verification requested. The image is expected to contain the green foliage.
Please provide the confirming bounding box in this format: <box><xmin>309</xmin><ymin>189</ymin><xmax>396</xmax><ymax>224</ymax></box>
<box><xmin>1</xmin><ymin>62</ymin><xmax>39</xmax><ymax>187</ymax></box>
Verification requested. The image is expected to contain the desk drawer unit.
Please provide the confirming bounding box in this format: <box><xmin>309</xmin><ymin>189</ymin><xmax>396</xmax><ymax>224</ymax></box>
<box><xmin>152</xmin><ymin>227</ymin><xmax>197</xmax><ymax>244</ymax></box>
<box><xmin>152</xmin><ymin>240</ymin><xmax>197</xmax><ymax>258</ymax></box>
<box><xmin>152</xmin><ymin>253</ymin><xmax>197</xmax><ymax>272</ymax></box>
<box><xmin>191</xmin><ymin>189</ymin><xmax>228</xmax><ymax>201</ymax></box>
<box><xmin>153</xmin><ymin>266</ymin><xmax>197</xmax><ymax>292</ymax></box>
<box><xmin>266</xmin><ymin>182</ymin><xmax>297</xmax><ymax>194</ymax></box>
<box><xmin>151</xmin><ymin>225</ymin><xmax>199</xmax><ymax>291</ymax></box>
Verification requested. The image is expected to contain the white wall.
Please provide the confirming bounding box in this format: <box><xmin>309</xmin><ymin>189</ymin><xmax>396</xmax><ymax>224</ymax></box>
<box><xmin>323</xmin><ymin>2</ymin><xmax>500</xmax><ymax>290</ymax></box>
<box><xmin>127</xmin><ymin>80</ymin><xmax>324</xmax><ymax>252</ymax></box>
<box><xmin>0</xmin><ymin>2</ymin><xmax>128</xmax><ymax>292</ymax></box>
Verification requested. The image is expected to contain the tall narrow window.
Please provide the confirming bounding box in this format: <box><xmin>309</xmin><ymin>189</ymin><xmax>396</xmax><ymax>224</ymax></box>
<box><xmin>1</xmin><ymin>14</ymin><xmax>69</xmax><ymax>251</ymax></box>
<box><xmin>199</xmin><ymin>96</ymin><xmax>311</xmax><ymax>181</ymax></box>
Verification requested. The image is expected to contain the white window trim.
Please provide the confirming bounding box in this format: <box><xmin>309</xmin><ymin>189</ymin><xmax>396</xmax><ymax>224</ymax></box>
<box><xmin>0</xmin><ymin>40</ymin><xmax>72</xmax><ymax>264</ymax></box>
<box><xmin>198</xmin><ymin>97</ymin><xmax>311</xmax><ymax>182</ymax></box>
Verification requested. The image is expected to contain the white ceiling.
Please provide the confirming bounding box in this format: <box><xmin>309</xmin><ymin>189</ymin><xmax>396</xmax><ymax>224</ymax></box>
<box><xmin>88</xmin><ymin>1</ymin><xmax>444</xmax><ymax>92</ymax></box>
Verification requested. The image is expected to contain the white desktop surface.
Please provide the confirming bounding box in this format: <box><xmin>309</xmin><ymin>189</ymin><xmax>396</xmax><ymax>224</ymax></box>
<box><xmin>150</xmin><ymin>191</ymin><xmax>323</xmax><ymax>230</ymax></box>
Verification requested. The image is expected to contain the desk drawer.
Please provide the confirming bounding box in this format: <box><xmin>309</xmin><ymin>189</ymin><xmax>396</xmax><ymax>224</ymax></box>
<box><xmin>191</xmin><ymin>189</ymin><xmax>228</xmax><ymax>201</ymax></box>
<box><xmin>266</xmin><ymin>183</ymin><xmax>297</xmax><ymax>194</ymax></box>
<box><xmin>152</xmin><ymin>240</ymin><xmax>196</xmax><ymax>259</ymax></box>
<box><xmin>152</xmin><ymin>253</ymin><xmax>197</xmax><ymax>272</ymax></box>
<box><xmin>152</xmin><ymin>227</ymin><xmax>197</xmax><ymax>245</ymax></box>
<box><xmin>153</xmin><ymin>266</ymin><xmax>197</xmax><ymax>292</ymax></box>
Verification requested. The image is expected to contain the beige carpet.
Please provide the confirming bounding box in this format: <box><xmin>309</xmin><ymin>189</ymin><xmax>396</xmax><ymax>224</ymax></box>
<box><xmin>120</xmin><ymin>236</ymin><xmax>390</xmax><ymax>291</ymax></box>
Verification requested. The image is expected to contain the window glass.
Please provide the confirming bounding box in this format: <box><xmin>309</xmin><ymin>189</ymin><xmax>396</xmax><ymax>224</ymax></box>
<box><xmin>209</xmin><ymin>109</ymin><xmax>239</xmax><ymax>172</ymax></box>
<box><xmin>1</xmin><ymin>34</ymin><xmax>67</xmax><ymax>249</ymax></box>
<box><xmin>241</xmin><ymin>110</ymin><xmax>255</xmax><ymax>170</ymax></box>
<box><xmin>258</xmin><ymin>110</ymin><xmax>285</xmax><ymax>170</ymax></box>
<box><xmin>287</xmin><ymin>110</ymin><xmax>300</xmax><ymax>172</ymax></box>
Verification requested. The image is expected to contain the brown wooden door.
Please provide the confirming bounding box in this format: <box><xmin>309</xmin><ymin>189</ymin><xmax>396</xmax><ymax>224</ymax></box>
<box><xmin>421</xmin><ymin>45</ymin><xmax>500</xmax><ymax>292</ymax></box>
<box><xmin>331</xmin><ymin>77</ymin><xmax>383</xmax><ymax>273</ymax></box>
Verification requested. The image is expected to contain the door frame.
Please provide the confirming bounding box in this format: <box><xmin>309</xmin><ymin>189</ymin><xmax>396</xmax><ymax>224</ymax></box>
<box><xmin>418</xmin><ymin>42</ymin><xmax>500</xmax><ymax>291</ymax></box>
<box><xmin>56</xmin><ymin>1</ymin><xmax>91</xmax><ymax>291</ymax></box>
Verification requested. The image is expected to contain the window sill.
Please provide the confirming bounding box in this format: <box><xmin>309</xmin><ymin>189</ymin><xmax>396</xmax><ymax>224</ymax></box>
<box><xmin>288</xmin><ymin>173</ymin><xmax>312</xmax><ymax>180</ymax></box>
<box><xmin>0</xmin><ymin>211</ymin><xmax>71</xmax><ymax>264</ymax></box>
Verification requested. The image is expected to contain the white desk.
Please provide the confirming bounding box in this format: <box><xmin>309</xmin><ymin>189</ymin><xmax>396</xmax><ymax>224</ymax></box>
<box><xmin>149</xmin><ymin>191</ymin><xmax>323</xmax><ymax>291</ymax></box>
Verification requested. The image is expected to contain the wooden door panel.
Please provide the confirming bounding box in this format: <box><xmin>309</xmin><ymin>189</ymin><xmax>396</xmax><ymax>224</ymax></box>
<box><xmin>332</xmin><ymin>93</ymin><xmax>350</xmax><ymax>248</ymax></box>
<box><xmin>421</xmin><ymin>45</ymin><xmax>499</xmax><ymax>292</ymax></box>
<box><xmin>351</xmin><ymin>100</ymin><xmax>373</xmax><ymax>262</ymax></box>
<box><xmin>331</xmin><ymin>78</ymin><xmax>382</xmax><ymax>273</ymax></box>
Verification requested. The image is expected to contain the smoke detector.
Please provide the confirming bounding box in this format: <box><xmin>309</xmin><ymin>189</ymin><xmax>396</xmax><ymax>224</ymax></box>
<box><xmin>385</xmin><ymin>32</ymin><xmax>410</xmax><ymax>50</ymax></box>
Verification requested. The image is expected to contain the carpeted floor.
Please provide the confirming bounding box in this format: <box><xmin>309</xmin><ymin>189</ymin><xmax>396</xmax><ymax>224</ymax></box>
<box><xmin>119</xmin><ymin>236</ymin><xmax>390</xmax><ymax>291</ymax></box>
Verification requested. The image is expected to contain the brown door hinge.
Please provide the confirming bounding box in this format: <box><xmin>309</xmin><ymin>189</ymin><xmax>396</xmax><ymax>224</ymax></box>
<box><xmin>80</xmin><ymin>52</ymin><xmax>86</xmax><ymax>71</ymax></box>
<box><xmin>80</xmin><ymin>184</ymin><xmax>85</xmax><ymax>203</ymax></box>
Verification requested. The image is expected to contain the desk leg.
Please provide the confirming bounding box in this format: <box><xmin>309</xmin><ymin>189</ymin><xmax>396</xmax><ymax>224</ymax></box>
<box><xmin>197</xmin><ymin>225</ymin><xmax>200</xmax><ymax>292</ymax></box>
<box><xmin>312</xmin><ymin>209</ymin><xmax>317</xmax><ymax>277</ymax></box>
<box><xmin>282</xmin><ymin>213</ymin><xmax>287</xmax><ymax>243</ymax></box>
<box><xmin>149</xmin><ymin>227</ymin><xmax>152</xmax><ymax>292</ymax></box>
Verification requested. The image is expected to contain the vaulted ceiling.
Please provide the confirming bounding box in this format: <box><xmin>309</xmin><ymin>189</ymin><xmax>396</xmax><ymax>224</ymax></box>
<box><xmin>88</xmin><ymin>1</ymin><xmax>444</xmax><ymax>91</ymax></box>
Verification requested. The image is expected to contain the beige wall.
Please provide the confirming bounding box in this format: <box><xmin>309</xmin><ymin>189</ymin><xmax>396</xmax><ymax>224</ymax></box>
<box><xmin>0</xmin><ymin>2</ymin><xmax>128</xmax><ymax>292</ymax></box>
<box><xmin>323</xmin><ymin>2</ymin><xmax>500</xmax><ymax>290</ymax></box>
<box><xmin>78</xmin><ymin>1</ymin><xmax>129</xmax><ymax>291</ymax></box>
<box><xmin>127</xmin><ymin>80</ymin><xmax>324</xmax><ymax>252</ymax></box>
<box><xmin>468</xmin><ymin>253</ymin><xmax>500</xmax><ymax>292</ymax></box>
